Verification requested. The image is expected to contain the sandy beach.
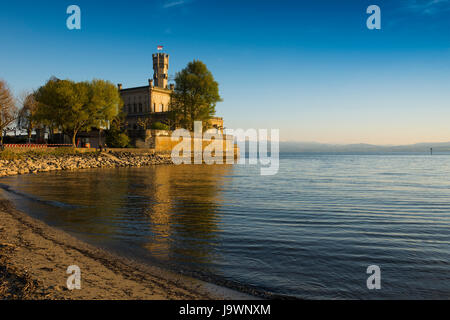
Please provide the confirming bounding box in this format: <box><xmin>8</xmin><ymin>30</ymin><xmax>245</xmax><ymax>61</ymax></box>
<box><xmin>0</xmin><ymin>197</ymin><xmax>252</xmax><ymax>300</ymax></box>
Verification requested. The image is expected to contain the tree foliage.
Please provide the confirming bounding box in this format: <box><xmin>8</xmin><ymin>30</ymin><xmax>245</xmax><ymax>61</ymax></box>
<box><xmin>0</xmin><ymin>80</ymin><xmax>18</xmax><ymax>143</ymax></box>
<box><xmin>170</xmin><ymin>60</ymin><xmax>222</xmax><ymax>131</ymax></box>
<box><xmin>35</xmin><ymin>78</ymin><xmax>122</xmax><ymax>146</ymax></box>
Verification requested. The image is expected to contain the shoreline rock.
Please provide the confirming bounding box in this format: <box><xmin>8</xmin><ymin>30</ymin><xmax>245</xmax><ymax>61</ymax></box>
<box><xmin>0</xmin><ymin>151</ymin><xmax>173</xmax><ymax>178</ymax></box>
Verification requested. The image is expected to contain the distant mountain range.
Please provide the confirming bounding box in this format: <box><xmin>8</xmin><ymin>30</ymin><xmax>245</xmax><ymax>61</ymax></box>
<box><xmin>279</xmin><ymin>141</ymin><xmax>450</xmax><ymax>153</ymax></box>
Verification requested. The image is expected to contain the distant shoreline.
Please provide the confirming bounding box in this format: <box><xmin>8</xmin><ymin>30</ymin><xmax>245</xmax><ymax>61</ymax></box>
<box><xmin>278</xmin><ymin>141</ymin><xmax>450</xmax><ymax>154</ymax></box>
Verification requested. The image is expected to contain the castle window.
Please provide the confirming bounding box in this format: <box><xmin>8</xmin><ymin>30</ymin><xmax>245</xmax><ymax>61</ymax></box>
<box><xmin>153</xmin><ymin>103</ymin><xmax>156</xmax><ymax>112</ymax></box>
<box><xmin>134</xmin><ymin>103</ymin><xmax>137</xmax><ymax>113</ymax></box>
<box><xmin>139</xmin><ymin>103</ymin><xmax>142</xmax><ymax>113</ymax></box>
<box><xmin>160</xmin><ymin>103</ymin><xmax>164</xmax><ymax>112</ymax></box>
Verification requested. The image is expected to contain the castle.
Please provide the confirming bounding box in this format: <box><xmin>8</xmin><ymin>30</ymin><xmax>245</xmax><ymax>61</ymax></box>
<box><xmin>118</xmin><ymin>53</ymin><xmax>224</xmax><ymax>132</ymax></box>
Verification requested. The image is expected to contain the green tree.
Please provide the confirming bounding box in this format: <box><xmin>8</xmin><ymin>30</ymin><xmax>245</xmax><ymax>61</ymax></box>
<box><xmin>35</xmin><ymin>78</ymin><xmax>122</xmax><ymax>146</ymax></box>
<box><xmin>170</xmin><ymin>60</ymin><xmax>222</xmax><ymax>131</ymax></box>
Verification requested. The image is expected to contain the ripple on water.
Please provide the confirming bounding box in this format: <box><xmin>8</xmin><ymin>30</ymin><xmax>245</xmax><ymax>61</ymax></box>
<box><xmin>1</xmin><ymin>155</ymin><xmax>449</xmax><ymax>299</ymax></box>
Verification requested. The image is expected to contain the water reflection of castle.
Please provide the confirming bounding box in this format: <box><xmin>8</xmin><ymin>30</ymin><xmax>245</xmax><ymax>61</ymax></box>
<box><xmin>141</xmin><ymin>165</ymin><xmax>232</xmax><ymax>267</ymax></box>
<box><xmin>19</xmin><ymin>165</ymin><xmax>232</xmax><ymax>269</ymax></box>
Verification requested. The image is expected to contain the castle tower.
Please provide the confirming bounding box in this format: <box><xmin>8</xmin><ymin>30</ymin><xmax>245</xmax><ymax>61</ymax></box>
<box><xmin>152</xmin><ymin>53</ymin><xmax>169</xmax><ymax>89</ymax></box>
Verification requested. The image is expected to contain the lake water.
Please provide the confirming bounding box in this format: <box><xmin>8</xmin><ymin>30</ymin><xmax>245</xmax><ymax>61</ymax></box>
<box><xmin>1</xmin><ymin>153</ymin><xmax>449</xmax><ymax>299</ymax></box>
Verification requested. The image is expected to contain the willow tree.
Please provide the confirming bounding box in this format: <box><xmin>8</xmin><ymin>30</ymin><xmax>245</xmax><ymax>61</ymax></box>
<box><xmin>170</xmin><ymin>60</ymin><xmax>222</xmax><ymax>131</ymax></box>
<box><xmin>35</xmin><ymin>78</ymin><xmax>122</xmax><ymax>146</ymax></box>
<box><xmin>0</xmin><ymin>80</ymin><xmax>18</xmax><ymax>144</ymax></box>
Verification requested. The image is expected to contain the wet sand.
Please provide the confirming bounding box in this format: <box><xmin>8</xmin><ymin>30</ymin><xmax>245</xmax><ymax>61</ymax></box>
<box><xmin>0</xmin><ymin>198</ymin><xmax>253</xmax><ymax>300</ymax></box>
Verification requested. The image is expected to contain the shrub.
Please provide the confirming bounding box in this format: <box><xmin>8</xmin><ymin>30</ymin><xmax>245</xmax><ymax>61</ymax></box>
<box><xmin>151</xmin><ymin>122</ymin><xmax>169</xmax><ymax>131</ymax></box>
<box><xmin>105</xmin><ymin>130</ymin><xmax>130</xmax><ymax>148</ymax></box>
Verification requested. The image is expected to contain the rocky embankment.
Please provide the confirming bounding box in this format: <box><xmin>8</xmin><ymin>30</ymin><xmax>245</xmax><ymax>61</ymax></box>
<box><xmin>0</xmin><ymin>151</ymin><xmax>173</xmax><ymax>178</ymax></box>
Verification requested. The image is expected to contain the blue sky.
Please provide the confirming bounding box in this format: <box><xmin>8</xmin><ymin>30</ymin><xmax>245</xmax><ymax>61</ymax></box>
<box><xmin>0</xmin><ymin>0</ymin><xmax>449</xmax><ymax>144</ymax></box>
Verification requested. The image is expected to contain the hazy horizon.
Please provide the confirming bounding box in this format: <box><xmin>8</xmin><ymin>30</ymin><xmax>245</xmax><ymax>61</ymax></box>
<box><xmin>278</xmin><ymin>140</ymin><xmax>450</xmax><ymax>146</ymax></box>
